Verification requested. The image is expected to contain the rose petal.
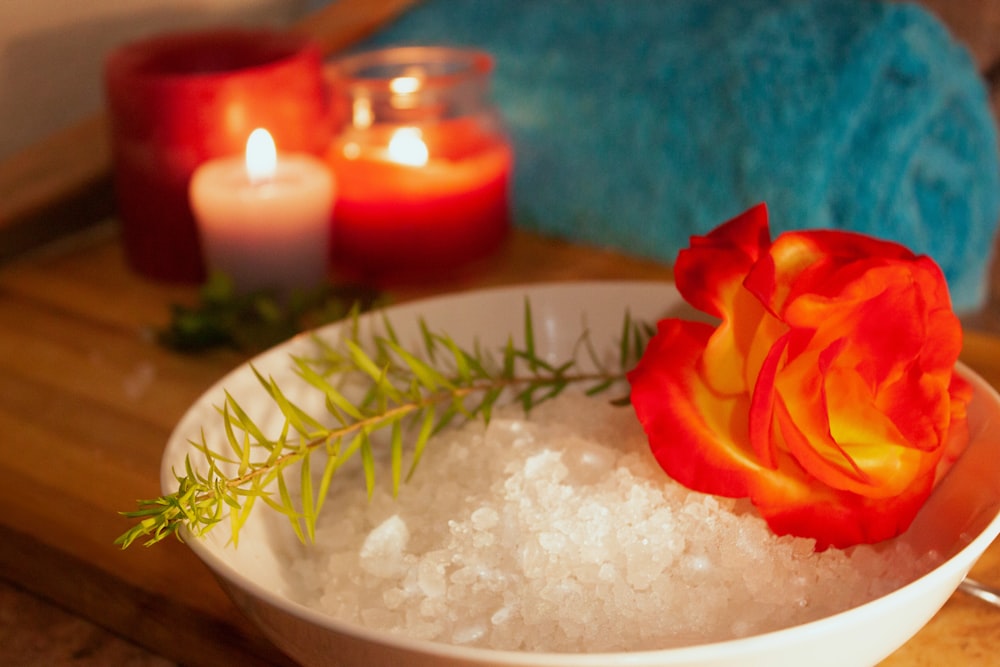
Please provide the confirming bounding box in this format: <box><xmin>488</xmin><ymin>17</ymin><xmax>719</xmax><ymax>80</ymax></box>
<box><xmin>628</xmin><ymin>318</ymin><xmax>762</xmax><ymax>497</ymax></box>
<box><xmin>674</xmin><ymin>203</ymin><xmax>771</xmax><ymax>319</ymax></box>
<box><xmin>699</xmin><ymin>288</ymin><xmax>772</xmax><ymax>397</ymax></box>
<box><xmin>750</xmin><ymin>466</ymin><xmax>935</xmax><ymax>550</ymax></box>
<box><xmin>748</xmin><ymin>332</ymin><xmax>789</xmax><ymax>469</ymax></box>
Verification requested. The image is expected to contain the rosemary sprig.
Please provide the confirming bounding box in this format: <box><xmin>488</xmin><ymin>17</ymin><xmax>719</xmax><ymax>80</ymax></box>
<box><xmin>117</xmin><ymin>301</ymin><xmax>654</xmax><ymax>549</ymax></box>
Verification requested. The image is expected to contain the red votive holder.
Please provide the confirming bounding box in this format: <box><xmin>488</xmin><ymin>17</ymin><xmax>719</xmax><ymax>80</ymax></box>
<box><xmin>104</xmin><ymin>28</ymin><xmax>331</xmax><ymax>283</ymax></box>
<box><xmin>324</xmin><ymin>47</ymin><xmax>513</xmax><ymax>283</ymax></box>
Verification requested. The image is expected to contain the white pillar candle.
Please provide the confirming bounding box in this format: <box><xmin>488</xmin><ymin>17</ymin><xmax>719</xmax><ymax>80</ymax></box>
<box><xmin>189</xmin><ymin>128</ymin><xmax>335</xmax><ymax>295</ymax></box>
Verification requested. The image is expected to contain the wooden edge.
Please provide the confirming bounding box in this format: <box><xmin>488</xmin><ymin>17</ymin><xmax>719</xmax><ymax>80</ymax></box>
<box><xmin>0</xmin><ymin>0</ymin><xmax>420</xmax><ymax>260</ymax></box>
<box><xmin>0</xmin><ymin>525</ymin><xmax>297</xmax><ymax>667</ymax></box>
<box><xmin>0</xmin><ymin>116</ymin><xmax>115</xmax><ymax>261</ymax></box>
<box><xmin>291</xmin><ymin>0</ymin><xmax>423</xmax><ymax>55</ymax></box>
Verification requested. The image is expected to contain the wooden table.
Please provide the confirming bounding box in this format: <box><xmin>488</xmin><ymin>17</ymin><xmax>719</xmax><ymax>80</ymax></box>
<box><xmin>1</xmin><ymin>213</ymin><xmax>999</xmax><ymax>666</ymax></box>
<box><xmin>2</xmin><ymin>1</ymin><xmax>1000</xmax><ymax>663</ymax></box>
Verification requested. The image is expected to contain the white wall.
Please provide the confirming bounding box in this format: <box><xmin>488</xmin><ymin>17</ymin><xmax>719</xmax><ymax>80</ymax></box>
<box><xmin>0</xmin><ymin>0</ymin><xmax>308</xmax><ymax>160</ymax></box>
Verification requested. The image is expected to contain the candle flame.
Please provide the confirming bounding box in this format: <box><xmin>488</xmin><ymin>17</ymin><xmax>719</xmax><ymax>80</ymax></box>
<box><xmin>389</xmin><ymin>75</ymin><xmax>422</xmax><ymax>95</ymax></box>
<box><xmin>352</xmin><ymin>98</ymin><xmax>374</xmax><ymax>129</ymax></box>
<box><xmin>245</xmin><ymin>128</ymin><xmax>277</xmax><ymax>184</ymax></box>
<box><xmin>387</xmin><ymin>127</ymin><xmax>429</xmax><ymax>167</ymax></box>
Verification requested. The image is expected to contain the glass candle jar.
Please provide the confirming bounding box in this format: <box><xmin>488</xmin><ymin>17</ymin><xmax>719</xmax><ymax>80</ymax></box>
<box><xmin>324</xmin><ymin>46</ymin><xmax>513</xmax><ymax>282</ymax></box>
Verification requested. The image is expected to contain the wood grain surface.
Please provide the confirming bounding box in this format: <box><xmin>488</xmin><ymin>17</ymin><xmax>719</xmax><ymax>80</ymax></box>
<box><xmin>2</xmin><ymin>1</ymin><xmax>1000</xmax><ymax>665</ymax></box>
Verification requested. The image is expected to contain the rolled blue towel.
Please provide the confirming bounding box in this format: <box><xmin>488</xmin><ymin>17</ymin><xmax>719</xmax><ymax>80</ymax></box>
<box><xmin>358</xmin><ymin>0</ymin><xmax>1000</xmax><ymax>310</ymax></box>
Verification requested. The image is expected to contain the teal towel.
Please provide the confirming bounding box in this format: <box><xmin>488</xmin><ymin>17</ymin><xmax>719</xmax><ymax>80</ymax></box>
<box><xmin>360</xmin><ymin>0</ymin><xmax>1000</xmax><ymax>310</ymax></box>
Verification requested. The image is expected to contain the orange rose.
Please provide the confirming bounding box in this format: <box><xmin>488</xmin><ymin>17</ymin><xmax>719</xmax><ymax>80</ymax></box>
<box><xmin>627</xmin><ymin>203</ymin><xmax>971</xmax><ymax>549</ymax></box>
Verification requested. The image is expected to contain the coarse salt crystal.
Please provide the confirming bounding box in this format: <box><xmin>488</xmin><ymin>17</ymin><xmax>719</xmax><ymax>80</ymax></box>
<box><xmin>471</xmin><ymin>507</ymin><xmax>499</xmax><ymax>530</ymax></box>
<box><xmin>359</xmin><ymin>514</ymin><xmax>409</xmax><ymax>578</ymax></box>
<box><xmin>417</xmin><ymin>555</ymin><xmax>448</xmax><ymax>597</ymax></box>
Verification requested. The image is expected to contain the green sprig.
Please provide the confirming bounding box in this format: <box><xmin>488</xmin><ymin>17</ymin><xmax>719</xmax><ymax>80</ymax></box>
<box><xmin>157</xmin><ymin>272</ymin><xmax>383</xmax><ymax>353</ymax></box>
<box><xmin>116</xmin><ymin>301</ymin><xmax>654</xmax><ymax>549</ymax></box>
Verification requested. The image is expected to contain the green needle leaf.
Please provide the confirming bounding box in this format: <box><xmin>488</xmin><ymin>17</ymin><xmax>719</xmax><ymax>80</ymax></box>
<box><xmin>301</xmin><ymin>451</ymin><xmax>316</xmax><ymax>542</ymax></box>
<box><xmin>390</xmin><ymin>420</ymin><xmax>403</xmax><ymax>496</ymax></box>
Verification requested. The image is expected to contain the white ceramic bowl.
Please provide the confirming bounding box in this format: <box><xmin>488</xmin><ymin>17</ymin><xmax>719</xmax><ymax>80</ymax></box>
<box><xmin>162</xmin><ymin>281</ymin><xmax>1000</xmax><ymax>667</ymax></box>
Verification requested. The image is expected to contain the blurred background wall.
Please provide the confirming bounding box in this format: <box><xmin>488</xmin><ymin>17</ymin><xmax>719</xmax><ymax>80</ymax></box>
<box><xmin>0</xmin><ymin>0</ymin><xmax>308</xmax><ymax>160</ymax></box>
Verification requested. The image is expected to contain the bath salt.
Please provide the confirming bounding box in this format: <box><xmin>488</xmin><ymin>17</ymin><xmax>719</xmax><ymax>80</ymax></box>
<box><xmin>283</xmin><ymin>392</ymin><xmax>939</xmax><ymax>652</ymax></box>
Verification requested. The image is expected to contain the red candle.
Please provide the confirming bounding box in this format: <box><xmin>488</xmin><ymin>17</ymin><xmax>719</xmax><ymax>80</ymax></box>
<box><xmin>104</xmin><ymin>28</ymin><xmax>331</xmax><ymax>283</ymax></box>
<box><xmin>324</xmin><ymin>47</ymin><xmax>512</xmax><ymax>282</ymax></box>
<box><xmin>327</xmin><ymin>118</ymin><xmax>511</xmax><ymax>277</ymax></box>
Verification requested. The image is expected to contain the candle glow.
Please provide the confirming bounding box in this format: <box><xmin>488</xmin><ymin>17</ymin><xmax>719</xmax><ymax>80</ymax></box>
<box><xmin>387</xmin><ymin>128</ymin><xmax>429</xmax><ymax>167</ymax></box>
<box><xmin>246</xmin><ymin>128</ymin><xmax>278</xmax><ymax>184</ymax></box>
<box><xmin>190</xmin><ymin>130</ymin><xmax>335</xmax><ymax>295</ymax></box>
<box><xmin>389</xmin><ymin>75</ymin><xmax>422</xmax><ymax>95</ymax></box>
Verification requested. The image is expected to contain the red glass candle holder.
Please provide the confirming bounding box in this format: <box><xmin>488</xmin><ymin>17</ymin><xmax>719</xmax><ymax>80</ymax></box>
<box><xmin>104</xmin><ymin>28</ymin><xmax>332</xmax><ymax>283</ymax></box>
<box><xmin>324</xmin><ymin>47</ymin><xmax>513</xmax><ymax>283</ymax></box>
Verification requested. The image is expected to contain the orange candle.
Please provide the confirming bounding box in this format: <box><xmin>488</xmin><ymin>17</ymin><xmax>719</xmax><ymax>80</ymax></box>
<box><xmin>328</xmin><ymin>118</ymin><xmax>511</xmax><ymax>277</ymax></box>
<box><xmin>325</xmin><ymin>47</ymin><xmax>512</xmax><ymax>282</ymax></box>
